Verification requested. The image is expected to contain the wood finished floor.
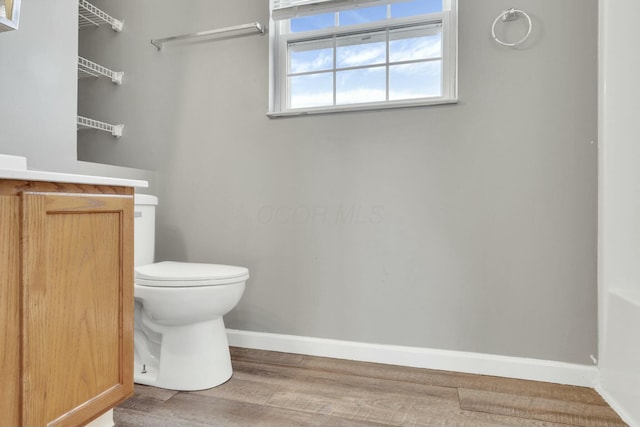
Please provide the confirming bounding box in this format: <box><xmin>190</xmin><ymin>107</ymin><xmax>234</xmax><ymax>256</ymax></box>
<box><xmin>114</xmin><ymin>347</ymin><xmax>627</xmax><ymax>427</ymax></box>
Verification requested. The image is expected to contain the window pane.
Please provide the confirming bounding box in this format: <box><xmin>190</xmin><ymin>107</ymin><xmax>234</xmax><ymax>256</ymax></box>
<box><xmin>289</xmin><ymin>73</ymin><xmax>334</xmax><ymax>109</ymax></box>
<box><xmin>389</xmin><ymin>61</ymin><xmax>442</xmax><ymax>100</ymax></box>
<box><xmin>339</xmin><ymin>5</ymin><xmax>386</xmax><ymax>26</ymax></box>
<box><xmin>336</xmin><ymin>67</ymin><xmax>386</xmax><ymax>105</ymax></box>
<box><xmin>290</xmin><ymin>13</ymin><xmax>335</xmax><ymax>32</ymax></box>
<box><xmin>336</xmin><ymin>31</ymin><xmax>386</xmax><ymax>69</ymax></box>
<box><xmin>289</xmin><ymin>39</ymin><xmax>334</xmax><ymax>74</ymax></box>
<box><xmin>391</xmin><ymin>0</ymin><xmax>443</xmax><ymax>18</ymax></box>
<box><xmin>389</xmin><ymin>25</ymin><xmax>442</xmax><ymax>62</ymax></box>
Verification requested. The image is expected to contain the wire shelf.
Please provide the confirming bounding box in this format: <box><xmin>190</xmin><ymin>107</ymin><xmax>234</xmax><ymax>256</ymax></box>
<box><xmin>78</xmin><ymin>0</ymin><xmax>123</xmax><ymax>32</ymax></box>
<box><xmin>78</xmin><ymin>56</ymin><xmax>123</xmax><ymax>84</ymax></box>
<box><xmin>77</xmin><ymin>116</ymin><xmax>124</xmax><ymax>138</ymax></box>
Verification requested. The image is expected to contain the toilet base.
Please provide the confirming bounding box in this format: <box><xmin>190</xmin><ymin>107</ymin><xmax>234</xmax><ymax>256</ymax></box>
<box><xmin>134</xmin><ymin>316</ymin><xmax>233</xmax><ymax>391</ymax></box>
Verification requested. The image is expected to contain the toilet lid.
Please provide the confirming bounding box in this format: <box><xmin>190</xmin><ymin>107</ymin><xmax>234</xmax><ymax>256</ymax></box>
<box><xmin>135</xmin><ymin>261</ymin><xmax>249</xmax><ymax>287</ymax></box>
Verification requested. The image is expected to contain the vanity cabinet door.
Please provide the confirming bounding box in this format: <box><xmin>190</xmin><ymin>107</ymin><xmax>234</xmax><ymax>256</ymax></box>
<box><xmin>21</xmin><ymin>192</ymin><xmax>134</xmax><ymax>427</ymax></box>
<box><xmin>0</xmin><ymin>194</ymin><xmax>20</xmax><ymax>426</ymax></box>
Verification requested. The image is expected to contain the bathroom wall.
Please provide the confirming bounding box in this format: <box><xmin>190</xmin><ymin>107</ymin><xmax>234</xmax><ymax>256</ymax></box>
<box><xmin>0</xmin><ymin>0</ymin><xmax>155</xmax><ymax>187</ymax></box>
<box><xmin>0</xmin><ymin>0</ymin><xmax>78</xmax><ymax>170</ymax></box>
<box><xmin>79</xmin><ymin>0</ymin><xmax>598</xmax><ymax>364</ymax></box>
<box><xmin>598</xmin><ymin>0</ymin><xmax>640</xmax><ymax>423</ymax></box>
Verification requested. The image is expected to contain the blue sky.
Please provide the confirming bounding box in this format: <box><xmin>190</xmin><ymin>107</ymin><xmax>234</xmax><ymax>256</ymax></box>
<box><xmin>290</xmin><ymin>0</ymin><xmax>443</xmax><ymax>32</ymax></box>
<box><xmin>287</xmin><ymin>0</ymin><xmax>444</xmax><ymax>109</ymax></box>
<box><xmin>289</xmin><ymin>0</ymin><xmax>442</xmax><ymax>108</ymax></box>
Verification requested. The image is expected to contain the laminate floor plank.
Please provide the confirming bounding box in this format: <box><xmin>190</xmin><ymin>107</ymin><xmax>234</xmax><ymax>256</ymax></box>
<box><xmin>114</xmin><ymin>348</ymin><xmax>626</xmax><ymax>427</ymax></box>
<box><xmin>132</xmin><ymin>383</ymin><xmax>179</xmax><ymax>402</ymax></box>
<box><xmin>117</xmin><ymin>384</ymin><xmax>180</xmax><ymax>413</ymax></box>
<box><xmin>458</xmin><ymin>388</ymin><xmax>627</xmax><ymax>427</ymax></box>
<box><xmin>268</xmin><ymin>389</ymin><xmax>574</xmax><ymax>427</ymax></box>
<box><xmin>114</xmin><ymin>408</ymin><xmax>211</xmax><ymax>427</ymax></box>
<box><xmin>405</xmin><ymin>408</ymin><xmax>580</xmax><ymax>427</ymax></box>
<box><xmin>139</xmin><ymin>392</ymin><xmax>392</xmax><ymax>427</ymax></box>
<box><xmin>190</xmin><ymin>377</ymin><xmax>280</xmax><ymax>405</ymax></box>
<box><xmin>302</xmin><ymin>357</ymin><xmax>607</xmax><ymax>407</ymax></box>
<box><xmin>231</xmin><ymin>361</ymin><xmax>569</xmax><ymax>427</ymax></box>
<box><xmin>230</xmin><ymin>346</ymin><xmax>305</xmax><ymax>366</ymax></box>
<box><xmin>266</xmin><ymin>388</ymin><xmax>428</xmax><ymax>425</ymax></box>
<box><xmin>232</xmin><ymin>359</ymin><xmax>458</xmax><ymax>401</ymax></box>
<box><xmin>230</xmin><ymin>348</ymin><xmax>605</xmax><ymax>407</ymax></box>
<box><xmin>226</xmin><ymin>360</ymin><xmax>456</xmax><ymax>426</ymax></box>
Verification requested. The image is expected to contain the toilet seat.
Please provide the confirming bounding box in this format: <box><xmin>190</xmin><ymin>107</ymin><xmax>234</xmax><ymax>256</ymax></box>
<box><xmin>135</xmin><ymin>261</ymin><xmax>250</xmax><ymax>287</ymax></box>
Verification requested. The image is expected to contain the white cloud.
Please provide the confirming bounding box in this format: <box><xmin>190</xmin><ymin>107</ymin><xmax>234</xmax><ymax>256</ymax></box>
<box><xmin>290</xmin><ymin>49</ymin><xmax>333</xmax><ymax>73</ymax></box>
<box><xmin>390</xmin><ymin>36</ymin><xmax>442</xmax><ymax>62</ymax></box>
<box><xmin>337</xmin><ymin>43</ymin><xmax>386</xmax><ymax>68</ymax></box>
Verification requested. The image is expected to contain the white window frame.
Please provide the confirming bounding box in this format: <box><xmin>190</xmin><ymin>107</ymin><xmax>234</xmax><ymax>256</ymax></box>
<box><xmin>268</xmin><ymin>0</ymin><xmax>458</xmax><ymax>117</ymax></box>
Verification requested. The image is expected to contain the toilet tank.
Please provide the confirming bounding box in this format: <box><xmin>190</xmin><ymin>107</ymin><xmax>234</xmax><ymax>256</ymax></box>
<box><xmin>134</xmin><ymin>194</ymin><xmax>158</xmax><ymax>267</ymax></box>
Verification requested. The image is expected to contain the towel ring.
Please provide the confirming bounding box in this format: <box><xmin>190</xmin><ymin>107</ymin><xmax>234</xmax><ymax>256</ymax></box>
<box><xmin>491</xmin><ymin>8</ymin><xmax>532</xmax><ymax>47</ymax></box>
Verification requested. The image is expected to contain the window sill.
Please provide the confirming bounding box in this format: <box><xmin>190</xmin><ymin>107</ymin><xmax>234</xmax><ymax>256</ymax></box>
<box><xmin>267</xmin><ymin>97</ymin><xmax>458</xmax><ymax>118</ymax></box>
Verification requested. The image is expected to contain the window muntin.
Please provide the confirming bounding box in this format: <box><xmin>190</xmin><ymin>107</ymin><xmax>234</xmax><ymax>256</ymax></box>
<box><xmin>271</xmin><ymin>0</ymin><xmax>457</xmax><ymax>114</ymax></box>
<box><xmin>286</xmin><ymin>23</ymin><xmax>444</xmax><ymax>109</ymax></box>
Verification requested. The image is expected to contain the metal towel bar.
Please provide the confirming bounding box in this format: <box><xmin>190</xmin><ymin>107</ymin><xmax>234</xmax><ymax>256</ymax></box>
<box><xmin>151</xmin><ymin>22</ymin><xmax>266</xmax><ymax>51</ymax></box>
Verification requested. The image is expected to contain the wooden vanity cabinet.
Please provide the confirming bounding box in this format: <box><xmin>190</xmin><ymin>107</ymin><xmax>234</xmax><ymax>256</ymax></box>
<box><xmin>0</xmin><ymin>180</ymin><xmax>134</xmax><ymax>427</ymax></box>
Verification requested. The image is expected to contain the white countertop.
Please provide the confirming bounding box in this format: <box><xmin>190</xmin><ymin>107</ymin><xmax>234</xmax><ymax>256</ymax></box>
<box><xmin>0</xmin><ymin>154</ymin><xmax>148</xmax><ymax>187</ymax></box>
<box><xmin>0</xmin><ymin>168</ymin><xmax>148</xmax><ymax>187</ymax></box>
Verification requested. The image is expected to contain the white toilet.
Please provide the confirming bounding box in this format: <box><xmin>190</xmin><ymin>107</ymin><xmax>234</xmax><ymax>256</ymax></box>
<box><xmin>133</xmin><ymin>194</ymin><xmax>249</xmax><ymax>391</ymax></box>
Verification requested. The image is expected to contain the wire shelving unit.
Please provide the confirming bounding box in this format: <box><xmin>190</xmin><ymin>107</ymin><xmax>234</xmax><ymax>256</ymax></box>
<box><xmin>77</xmin><ymin>1</ymin><xmax>124</xmax><ymax>140</ymax></box>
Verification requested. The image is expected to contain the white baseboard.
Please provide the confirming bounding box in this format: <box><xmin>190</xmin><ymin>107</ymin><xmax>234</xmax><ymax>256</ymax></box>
<box><xmin>85</xmin><ymin>410</ymin><xmax>114</xmax><ymax>427</ymax></box>
<box><xmin>226</xmin><ymin>329</ymin><xmax>598</xmax><ymax>388</ymax></box>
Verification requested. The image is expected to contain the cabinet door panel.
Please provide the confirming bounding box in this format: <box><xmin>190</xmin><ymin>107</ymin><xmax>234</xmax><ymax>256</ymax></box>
<box><xmin>22</xmin><ymin>193</ymin><xmax>133</xmax><ymax>427</ymax></box>
<box><xmin>0</xmin><ymin>195</ymin><xmax>20</xmax><ymax>426</ymax></box>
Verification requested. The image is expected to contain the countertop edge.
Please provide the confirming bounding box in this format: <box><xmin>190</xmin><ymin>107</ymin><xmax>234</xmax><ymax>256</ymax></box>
<box><xmin>0</xmin><ymin>169</ymin><xmax>149</xmax><ymax>188</ymax></box>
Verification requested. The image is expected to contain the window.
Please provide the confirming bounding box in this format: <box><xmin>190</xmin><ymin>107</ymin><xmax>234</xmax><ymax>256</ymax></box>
<box><xmin>269</xmin><ymin>0</ymin><xmax>457</xmax><ymax>116</ymax></box>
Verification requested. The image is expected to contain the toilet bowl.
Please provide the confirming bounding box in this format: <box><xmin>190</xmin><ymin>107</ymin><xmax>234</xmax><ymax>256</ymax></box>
<box><xmin>133</xmin><ymin>195</ymin><xmax>249</xmax><ymax>391</ymax></box>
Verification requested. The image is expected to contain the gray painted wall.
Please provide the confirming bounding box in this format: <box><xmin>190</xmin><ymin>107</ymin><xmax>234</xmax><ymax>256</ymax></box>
<box><xmin>0</xmin><ymin>0</ymin><xmax>78</xmax><ymax>171</ymax></box>
<box><xmin>0</xmin><ymin>0</ymin><xmax>155</xmax><ymax>187</ymax></box>
<box><xmin>79</xmin><ymin>0</ymin><xmax>598</xmax><ymax>364</ymax></box>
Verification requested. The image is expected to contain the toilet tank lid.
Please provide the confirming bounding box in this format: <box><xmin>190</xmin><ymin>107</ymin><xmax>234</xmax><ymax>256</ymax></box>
<box><xmin>135</xmin><ymin>261</ymin><xmax>249</xmax><ymax>282</ymax></box>
<box><xmin>135</xmin><ymin>193</ymin><xmax>158</xmax><ymax>206</ymax></box>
